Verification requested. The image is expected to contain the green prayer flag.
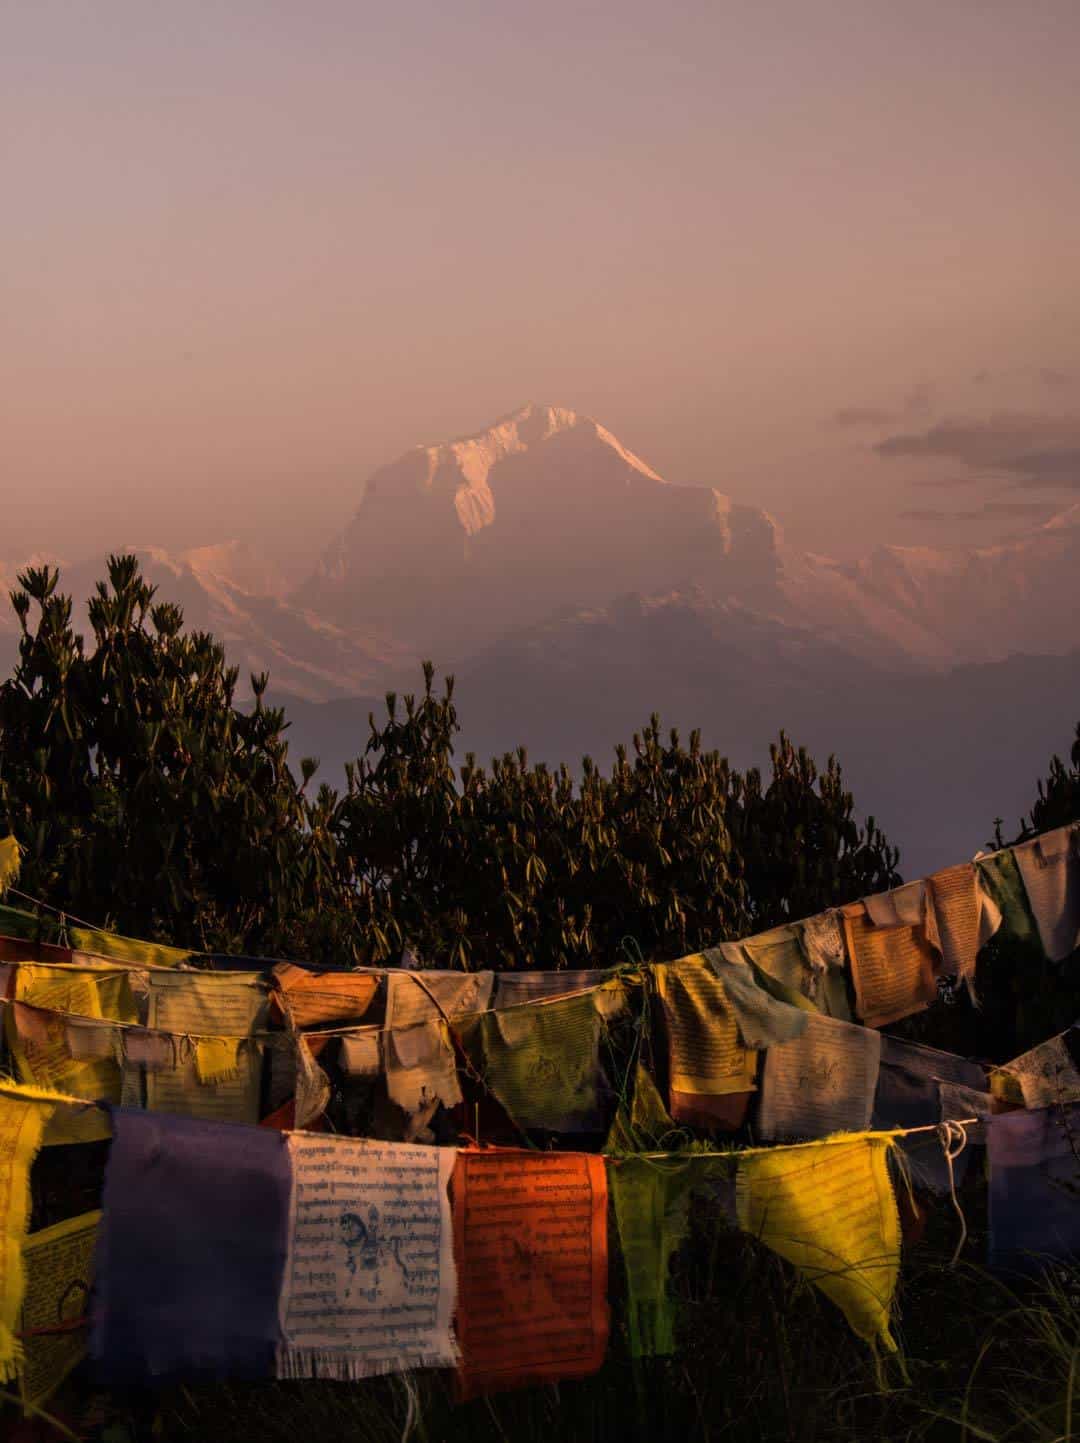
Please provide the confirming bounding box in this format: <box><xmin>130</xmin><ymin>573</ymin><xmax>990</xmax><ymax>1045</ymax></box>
<box><xmin>976</xmin><ymin>851</ymin><xmax>1040</xmax><ymax>949</ymax></box>
<box><xmin>462</xmin><ymin>979</ymin><xmax>627</xmax><ymax>1133</ymax></box>
<box><xmin>609</xmin><ymin>1153</ymin><xmax>736</xmax><ymax>1358</ymax></box>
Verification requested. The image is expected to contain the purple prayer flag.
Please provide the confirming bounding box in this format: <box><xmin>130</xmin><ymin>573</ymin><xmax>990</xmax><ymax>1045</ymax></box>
<box><xmin>91</xmin><ymin>1109</ymin><xmax>290</xmax><ymax>1380</ymax></box>
<box><xmin>988</xmin><ymin>1103</ymin><xmax>1080</xmax><ymax>1274</ymax></box>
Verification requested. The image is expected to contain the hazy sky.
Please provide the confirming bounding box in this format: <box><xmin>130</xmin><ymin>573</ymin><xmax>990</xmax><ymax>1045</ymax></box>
<box><xmin>4</xmin><ymin>1</ymin><xmax>1079</xmax><ymax>574</ymax></box>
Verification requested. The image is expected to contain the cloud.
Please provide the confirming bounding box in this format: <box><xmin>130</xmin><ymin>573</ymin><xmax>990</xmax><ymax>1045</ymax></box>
<box><xmin>903</xmin><ymin>383</ymin><xmax>934</xmax><ymax>417</ymax></box>
<box><xmin>831</xmin><ymin>381</ymin><xmax>935</xmax><ymax>430</ymax></box>
<box><xmin>831</xmin><ymin>406</ymin><xmax>898</xmax><ymax>427</ymax></box>
<box><xmin>1038</xmin><ymin>367</ymin><xmax>1070</xmax><ymax>388</ymax></box>
<box><xmin>898</xmin><ymin>508</ymin><xmax>985</xmax><ymax>522</ymax></box>
<box><xmin>875</xmin><ymin>412</ymin><xmax>1080</xmax><ymax>487</ymax></box>
<box><xmin>980</xmin><ymin>500</ymin><xmax>1059</xmax><ymax>518</ymax></box>
<box><xmin>898</xmin><ymin>499</ymin><xmax>1058</xmax><ymax>524</ymax></box>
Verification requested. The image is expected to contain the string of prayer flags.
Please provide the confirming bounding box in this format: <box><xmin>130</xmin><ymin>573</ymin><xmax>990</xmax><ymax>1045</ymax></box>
<box><xmin>1011</xmin><ymin>825</ymin><xmax>1080</xmax><ymax>964</ymax></box>
<box><xmin>91</xmin><ymin>1110</ymin><xmax>291</xmax><ymax>1381</ymax></box>
<box><xmin>0</xmin><ymin>1089</ymin><xmax>54</xmax><ymax>1382</ymax></box>
<box><xmin>451</xmin><ymin>1150</ymin><xmax>607</xmax><ymax>1397</ymax></box>
<box><xmin>736</xmin><ymin>1135</ymin><xmax>901</xmax><ymax>1352</ymax></box>
<box><xmin>988</xmin><ymin>1103</ymin><xmax>1080</xmax><ymax>1274</ymax></box>
<box><xmin>872</xmin><ymin>1036</ymin><xmax>987</xmax><ymax>1192</ymax></box>
<box><xmin>16</xmin><ymin>1210</ymin><xmax>99</xmax><ymax>1410</ymax></box>
<box><xmin>278</xmin><ymin>1134</ymin><xmax>458</xmax><ymax>1381</ymax></box>
<box><xmin>462</xmin><ymin>980</ymin><xmax>627</xmax><ymax>1134</ymax></box>
<box><xmin>270</xmin><ymin>962</ymin><xmax>379</xmax><ymax>1029</ymax></box>
<box><xmin>655</xmin><ymin>957</ymin><xmax>758</xmax><ymax>1130</ymax></box>
<box><xmin>757</xmin><ymin>1012</ymin><xmax>881</xmax><ymax>1142</ymax></box>
<box><xmin>143</xmin><ymin>971</ymin><xmax>267</xmax><ymax>1124</ymax></box>
<box><xmin>999</xmin><ymin>1030</ymin><xmax>1080</xmax><ymax>1109</ymax></box>
<box><xmin>841</xmin><ymin>900</ymin><xmax>939</xmax><ymax>1030</ymax></box>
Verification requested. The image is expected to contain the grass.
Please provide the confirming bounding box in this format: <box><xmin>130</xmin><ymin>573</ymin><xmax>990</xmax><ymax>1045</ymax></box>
<box><xmin>66</xmin><ymin>1181</ymin><xmax>1077</xmax><ymax>1443</ymax></box>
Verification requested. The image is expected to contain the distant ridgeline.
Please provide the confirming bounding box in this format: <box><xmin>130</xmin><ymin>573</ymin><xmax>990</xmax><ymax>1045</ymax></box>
<box><xmin>0</xmin><ymin>823</ymin><xmax>1077</xmax><ymax>1405</ymax></box>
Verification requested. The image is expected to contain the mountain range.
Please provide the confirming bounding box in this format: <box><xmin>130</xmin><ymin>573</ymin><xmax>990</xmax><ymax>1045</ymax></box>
<box><xmin>3</xmin><ymin>402</ymin><xmax>1078</xmax><ymax>874</ymax></box>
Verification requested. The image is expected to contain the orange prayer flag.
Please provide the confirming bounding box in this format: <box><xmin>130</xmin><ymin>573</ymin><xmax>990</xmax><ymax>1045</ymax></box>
<box><xmin>270</xmin><ymin>962</ymin><xmax>379</xmax><ymax>1029</ymax></box>
<box><xmin>927</xmin><ymin>863</ymin><xmax>981</xmax><ymax>982</ymax></box>
<box><xmin>451</xmin><ymin>1149</ymin><xmax>609</xmax><ymax>1399</ymax></box>
<box><xmin>841</xmin><ymin>903</ymin><xmax>938</xmax><ymax>1029</ymax></box>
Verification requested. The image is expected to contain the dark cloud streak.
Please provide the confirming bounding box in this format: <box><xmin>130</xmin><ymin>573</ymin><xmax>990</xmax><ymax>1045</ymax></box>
<box><xmin>875</xmin><ymin>412</ymin><xmax>1080</xmax><ymax>488</ymax></box>
<box><xmin>831</xmin><ymin>406</ymin><xmax>898</xmax><ymax>427</ymax></box>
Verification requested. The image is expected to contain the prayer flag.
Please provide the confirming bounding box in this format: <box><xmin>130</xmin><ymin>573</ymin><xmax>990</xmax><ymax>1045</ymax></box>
<box><xmin>842</xmin><ymin>902</ymin><xmax>938</xmax><ymax>1029</ymax></box>
<box><xmin>144</xmin><ymin>971</ymin><xmax>267</xmax><ymax>1124</ymax></box>
<box><xmin>798</xmin><ymin>911</ymin><xmax>854</xmax><ymax>1020</ymax></box>
<box><xmin>451</xmin><ymin>1149</ymin><xmax>608</xmax><ymax>1397</ymax></box>
<box><xmin>736</xmin><ymin>1135</ymin><xmax>900</xmax><ymax>1351</ymax></box>
<box><xmin>1001</xmin><ymin>1033</ymin><xmax>1080</xmax><ymax>1110</ymax></box>
<box><xmin>927</xmin><ymin>862</ymin><xmax>1001</xmax><ymax>987</ymax></box>
<box><xmin>463</xmin><ymin>981</ymin><xmax>626</xmax><ymax>1134</ymax></box>
<box><xmin>91</xmin><ymin>1109</ymin><xmax>291</xmax><ymax>1380</ymax></box>
<box><xmin>270</xmin><ymin>963</ymin><xmax>379</xmax><ymax>1029</ymax></box>
<box><xmin>17</xmin><ymin>1210</ymin><xmax>99</xmax><ymax>1409</ymax></box>
<box><xmin>1011</xmin><ymin>827</ymin><xmax>1080</xmax><ymax>964</ymax></box>
<box><xmin>385</xmin><ymin>972</ymin><xmax>493</xmax><ymax>1117</ymax></box>
<box><xmin>655</xmin><ymin>958</ymin><xmax>757</xmax><ymax>1129</ymax></box>
<box><xmin>758</xmin><ymin>1012</ymin><xmax>881</xmax><ymax>1141</ymax></box>
<box><xmin>278</xmin><ymin>1134</ymin><xmax>457</xmax><ymax>1380</ymax></box>
<box><xmin>0</xmin><ymin>1091</ymin><xmax>54</xmax><ymax>1382</ymax></box>
<box><xmin>609</xmin><ymin>1153</ymin><xmax>735</xmax><ymax>1358</ymax></box>
<box><xmin>988</xmin><ymin>1103</ymin><xmax>1080</xmax><ymax>1273</ymax></box>
<box><xmin>7</xmin><ymin>965</ymin><xmax>137</xmax><ymax>1104</ymax></box>
<box><xmin>872</xmin><ymin>1035</ymin><xmax>986</xmax><ymax>1192</ymax></box>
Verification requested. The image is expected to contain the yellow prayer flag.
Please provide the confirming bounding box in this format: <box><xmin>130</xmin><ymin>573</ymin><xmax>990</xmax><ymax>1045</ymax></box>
<box><xmin>68</xmin><ymin>926</ymin><xmax>192</xmax><ymax>969</ymax></box>
<box><xmin>0</xmin><ymin>1091</ymin><xmax>54</xmax><ymax>1382</ymax></box>
<box><xmin>7</xmin><ymin>965</ymin><xmax>137</xmax><ymax>1106</ymax></box>
<box><xmin>195</xmin><ymin>1036</ymin><xmax>242</xmax><ymax>1085</ymax></box>
<box><xmin>0</xmin><ymin>837</ymin><xmax>21</xmax><ymax>895</ymax></box>
<box><xmin>736</xmin><ymin>1135</ymin><xmax>900</xmax><ymax>1352</ymax></box>
<box><xmin>17</xmin><ymin>1210</ymin><xmax>100</xmax><ymax>1410</ymax></box>
<box><xmin>655</xmin><ymin>957</ymin><xmax>758</xmax><ymax>1095</ymax></box>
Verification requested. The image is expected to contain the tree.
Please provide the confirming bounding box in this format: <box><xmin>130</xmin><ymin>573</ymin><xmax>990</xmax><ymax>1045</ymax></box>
<box><xmin>0</xmin><ymin>557</ymin><xmax>350</xmax><ymax>958</ymax></box>
<box><xmin>1017</xmin><ymin>721</ymin><xmax>1080</xmax><ymax>840</ymax></box>
<box><xmin>0</xmin><ymin>557</ymin><xmax>901</xmax><ymax>969</ymax></box>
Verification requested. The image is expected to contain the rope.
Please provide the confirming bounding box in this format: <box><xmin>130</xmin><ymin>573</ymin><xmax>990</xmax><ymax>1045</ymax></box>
<box><xmin>938</xmin><ymin>1119</ymin><xmax>971</xmax><ymax>1266</ymax></box>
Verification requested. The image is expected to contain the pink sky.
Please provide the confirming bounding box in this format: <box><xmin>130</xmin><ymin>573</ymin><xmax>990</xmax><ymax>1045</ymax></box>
<box><xmin>3</xmin><ymin>1</ymin><xmax>1078</xmax><ymax>572</ymax></box>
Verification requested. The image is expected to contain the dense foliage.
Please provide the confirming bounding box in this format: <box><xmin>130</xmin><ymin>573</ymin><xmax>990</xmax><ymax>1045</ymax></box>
<box><xmin>0</xmin><ymin>555</ymin><xmax>898</xmax><ymax>967</ymax></box>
